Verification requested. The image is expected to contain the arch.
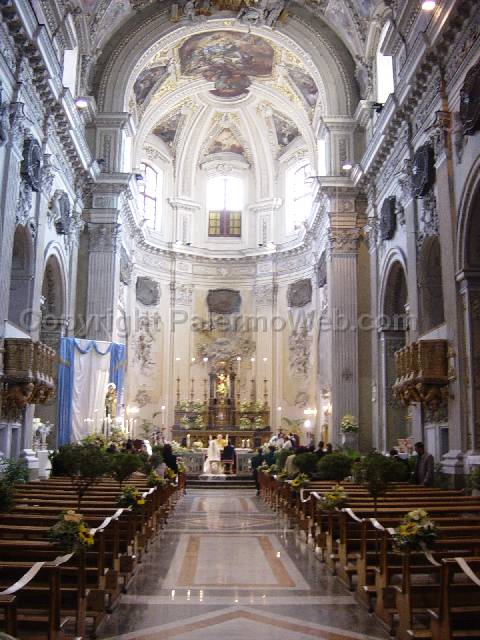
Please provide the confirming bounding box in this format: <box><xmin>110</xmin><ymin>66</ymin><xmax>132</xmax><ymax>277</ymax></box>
<box><xmin>8</xmin><ymin>225</ymin><xmax>33</xmax><ymax>329</ymax></box>
<box><xmin>456</xmin><ymin>160</ymin><xmax>480</xmax><ymax>450</ymax></box>
<box><xmin>40</xmin><ymin>253</ymin><xmax>66</xmax><ymax>337</ymax></box>
<box><xmin>418</xmin><ymin>236</ymin><xmax>445</xmax><ymax>335</ymax></box>
<box><xmin>378</xmin><ymin>254</ymin><xmax>408</xmax><ymax>450</ymax></box>
<box><xmin>94</xmin><ymin>15</ymin><xmax>357</xmax><ymax>117</ymax></box>
<box><xmin>378</xmin><ymin>249</ymin><xmax>408</xmax><ymax>321</ymax></box>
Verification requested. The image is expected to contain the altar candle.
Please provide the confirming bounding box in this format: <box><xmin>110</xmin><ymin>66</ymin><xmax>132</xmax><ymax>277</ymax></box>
<box><xmin>186</xmin><ymin>433</ymin><xmax>191</xmax><ymax>448</ymax></box>
<box><xmin>241</xmin><ymin>439</ymin><xmax>245</xmax><ymax>448</ymax></box>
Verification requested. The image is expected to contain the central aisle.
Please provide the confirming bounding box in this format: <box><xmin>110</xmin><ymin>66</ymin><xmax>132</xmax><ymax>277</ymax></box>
<box><xmin>99</xmin><ymin>489</ymin><xmax>389</xmax><ymax>640</ymax></box>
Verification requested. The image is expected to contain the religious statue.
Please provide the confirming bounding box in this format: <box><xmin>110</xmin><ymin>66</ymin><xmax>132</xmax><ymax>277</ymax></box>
<box><xmin>105</xmin><ymin>383</ymin><xmax>117</xmax><ymax>418</ymax></box>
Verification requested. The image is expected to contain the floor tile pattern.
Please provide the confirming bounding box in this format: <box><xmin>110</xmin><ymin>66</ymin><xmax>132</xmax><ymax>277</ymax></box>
<box><xmin>98</xmin><ymin>489</ymin><xmax>390</xmax><ymax>640</ymax></box>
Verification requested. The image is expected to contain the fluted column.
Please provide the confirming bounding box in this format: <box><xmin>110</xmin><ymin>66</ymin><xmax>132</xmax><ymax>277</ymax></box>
<box><xmin>84</xmin><ymin>221</ymin><xmax>121</xmax><ymax>341</ymax></box>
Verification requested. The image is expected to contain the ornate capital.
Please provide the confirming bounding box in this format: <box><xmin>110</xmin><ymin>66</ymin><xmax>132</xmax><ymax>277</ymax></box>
<box><xmin>329</xmin><ymin>227</ymin><xmax>361</xmax><ymax>254</ymax></box>
<box><xmin>87</xmin><ymin>222</ymin><xmax>121</xmax><ymax>252</ymax></box>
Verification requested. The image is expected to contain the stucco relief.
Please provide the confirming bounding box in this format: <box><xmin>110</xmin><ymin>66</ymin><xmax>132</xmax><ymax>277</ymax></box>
<box><xmin>174</xmin><ymin>284</ymin><xmax>194</xmax><ymax>305</ymax></box>
<box><xmin>287</xmin><ymin>278</ymin><xmax>312</xmax><ymax>307</ymax></box>
<box><xmin>136</xmin><ymin>276</ymin><xmax>160</xmax><ymax>306</ymax></box>
<box><xmin>134</xmin><ymin>317</ymin><xmax>155</xmax><ymax>369</ymax></box>
<box><xmin>288</xmin><ymin>326</ymin><xmax>312</xmax><ymax>378</ymax></box>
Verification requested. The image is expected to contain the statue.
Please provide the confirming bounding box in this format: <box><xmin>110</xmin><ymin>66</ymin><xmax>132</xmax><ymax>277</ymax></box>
<box><xmin>237</xmin><ymin>0</ymin><xmax>267</xmax><ymax>26</ymax></box>
<box><xmin>105</xmin><ymin>383</ymin><xmax>117</xmax><ymax>419</ymax></box>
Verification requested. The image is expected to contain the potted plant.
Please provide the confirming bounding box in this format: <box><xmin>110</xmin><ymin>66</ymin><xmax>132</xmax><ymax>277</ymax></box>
<box><xmin>340</xmin><ymin>414</ymin><xmax>359</xmax><ymax>448</ymax></box>
<box><xmin>317</xmin><ymin>452</ymin><xmax>352</xmax><ymax>482</ymax></box>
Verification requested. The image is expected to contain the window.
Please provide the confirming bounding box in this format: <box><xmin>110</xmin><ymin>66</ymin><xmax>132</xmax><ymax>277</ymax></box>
<box><xmin>376</xmin><ymin>23</ymin><xmax>394</xmax><ymax>103</ymax></box>
<box><xmin>138</xmin><ymin>162</ymin><xmax>162</xmax><ymax>230</ymax></box>
<box><xmin>285</xmin><ymin>162</ymin><xmax>313</xmax><ymax>233</ymax></box>
<box><xmin>207</xmin><ymin>176</ymin><xmax>243</xmax><ymax>238</ymax></box>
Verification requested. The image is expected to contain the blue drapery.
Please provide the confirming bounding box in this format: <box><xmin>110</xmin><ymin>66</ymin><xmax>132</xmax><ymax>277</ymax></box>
<box><xmin>57</xmin><ymin>338</ymin><xmax>127</xmax><ymax>445</ymax></box>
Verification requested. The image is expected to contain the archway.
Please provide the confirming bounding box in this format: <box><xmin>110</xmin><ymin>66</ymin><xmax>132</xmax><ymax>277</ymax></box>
<box><xmin>380</xmin><ymin>259</ymin><xmax>408</xmax><ymax>450</ymax></box>
<box><xmin>418</xmin><ymin>236</ymin><xmax>445</xmax><ymax>335</ymax></box>
<box><xmin>458</xmin><ymin>163</ymin><xmax>480</xmax><ymax>451</ymax></box>
<box><xmin>8</xmin><ymin>226</ymin><xmax>33</xmax><ymax>330</ymax></box>
<box><xmin>34</xmin><ymin>254</ymin><xmax>67</xmax><ymax>447</ymax></box>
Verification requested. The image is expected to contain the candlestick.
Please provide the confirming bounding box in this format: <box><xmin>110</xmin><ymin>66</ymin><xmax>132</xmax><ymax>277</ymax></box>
<box><xmin>203</xmin><ymin>378</ymin><xmax>208</xmax><ymax>403</ymax></box>
<box><xmin>190</xmin><ymin>378</ymin><xmax>194</xmax><ymax>402</ymax></box>
<box><xmin>176</xmin><ymin>378</ymin><xmax>180</xmax><ymax>404</ymax></box>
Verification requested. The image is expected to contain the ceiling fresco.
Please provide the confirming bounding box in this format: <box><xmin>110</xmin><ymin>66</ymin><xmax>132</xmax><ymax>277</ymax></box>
<box><xmin>286</xmin><ymin>65</ymin><xmax>318</xmax><ymax>107</ymax></box>
<box><xmin>152</xmin><ymin>111</ymin><xmax>183</xmax><ymax>147</ymax></box>
<box><xmin>206</xmin><ymin>128</ymin><xmax>245</xmax><ymax>155</ymax></box>
<box><xmin>134</xmin><ymin>62</ymin><xmax>171</xmax><ymax>106</ymax></box>
<box><xmin>272</xmin><ymin>113</ymin><xmax>300</xmax><ymax>148</ymax></box>
<box><xmin>178</xmin><ymin>31</ymin><xmax>275</xmax><ymax>98</ymax></box>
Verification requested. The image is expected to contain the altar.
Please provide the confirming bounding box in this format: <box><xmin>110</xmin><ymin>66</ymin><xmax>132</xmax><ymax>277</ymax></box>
<box><xmin>171</xmin><ymin>357</ymin><xmax>271</xmax><ymax>449</ymax></box>
<box><xmin>180</xmin><ymin>448</ymin><xmax>255</xmax><ymax>477</ymax></box>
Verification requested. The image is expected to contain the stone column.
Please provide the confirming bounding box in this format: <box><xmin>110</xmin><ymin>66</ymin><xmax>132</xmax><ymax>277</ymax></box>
<box><xmin>429</xmin><ymin>113</ymin><xmax>467</xmax><ymax>476</ymax></box>
<box><xmin>83</xmin><ymin>220</ymin><xmax>121</xmax><ymax>341</ymax></box>
<box><xmin>326</xmin><ymin>185</ymin><xmax>364</xmax><ymax>446</ymax></box>
<box><xmin>398</xmin><ymin>159</ymin><xmax>423</xmax><ymax>444</ymax></box>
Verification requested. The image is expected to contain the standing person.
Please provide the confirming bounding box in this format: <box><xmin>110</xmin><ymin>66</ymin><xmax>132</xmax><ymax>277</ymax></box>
<box><xmin>251</xmin><ymin>447</ymin><xmax>264</xmax><ymax>495</ymax></box>
<box><xmin>315</xmin><ymin>441</ymin><xmax>325</xmax><ymax>458</ymax></box>
<box><xmin>414</xmin><ymin>442</ymin><xmax>435</xmax><ymax>487</ymax></box>
<box><xmin>162</xmin><ymin>443</ymin><xmax>179</xmax><ymax>474</ymax></box>
<box><xmin>265</xmin><ymin>445</ymin><xmax>276</xmax><ymax>466</ymax></box>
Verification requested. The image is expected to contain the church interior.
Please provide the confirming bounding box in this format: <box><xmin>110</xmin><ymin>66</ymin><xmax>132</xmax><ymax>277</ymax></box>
<box><xmin>1</xmin><ymin>0</ymin><xmax>480</xmax><ymax>638</ymax></box>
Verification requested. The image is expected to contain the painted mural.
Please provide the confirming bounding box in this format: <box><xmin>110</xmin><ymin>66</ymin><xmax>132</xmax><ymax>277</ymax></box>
<box><xmin>272</xmin><ymin>113</ymin><xmax>300</xmax><ymax>147</ymax></box>
<box><xmin>178</xmin><ymin>31</ymin><xmax>274</xmax><ymax>98</ymax></box>
<box><xmin>152</xmin><ymin>111</ymin><xmax>183</xmax><ymax>147</ymax></box>
<box><xmin>207</xmin><ymin>128</ymin><xmax>244</xmax><ymax>155</ymax></box>
<box><xmin>134</xmin><ymin>63</ymin><xmax>170</xmax><ymax>106</ymax></box>
<box><xmin>287</xmin><ymin>65</ymin><xmax>318</xmax><ymax>107</ymax></box>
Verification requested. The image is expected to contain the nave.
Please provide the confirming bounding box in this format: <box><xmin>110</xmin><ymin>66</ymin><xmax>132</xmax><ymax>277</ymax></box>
<box><xmin>98</xmin><ymin>489</ymin><xmax>388</xmax><ymax>640</ymax></box>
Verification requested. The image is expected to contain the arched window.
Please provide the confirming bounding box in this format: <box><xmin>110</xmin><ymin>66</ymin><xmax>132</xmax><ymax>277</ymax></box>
<box><xmin>285</xmin><ymin>162</ymin><xmax>313</xmax><ymax>233</ymax></box>
<box><xmin>207</xmin><ymin>175</ymin><xmax>243</xmax><ymax>237</ymax></box>
<box><xmin>138</xmin><ymin>162</ymin><xmax>162</xmax><ymax>230</ymax></box>
<box><xmin>376</xmin><ymin>22</ymin><xmax>394</xmax><ymax>103</ymax></box>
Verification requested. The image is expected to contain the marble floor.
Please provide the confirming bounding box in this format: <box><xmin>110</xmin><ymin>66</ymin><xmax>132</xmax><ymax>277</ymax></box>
<box><xmin>98</xmin><ymin>490</ymin><xmax>390</xmax><ymax>640</ymax></box>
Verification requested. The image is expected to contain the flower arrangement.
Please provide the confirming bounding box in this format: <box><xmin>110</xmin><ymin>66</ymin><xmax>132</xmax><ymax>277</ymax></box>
<box><xmin>177</xmin><ymin>461</ymin><xmax>186</xmax><ymax>474</ymax></box>
<box><xmin>266</xmin><ymin>464</ymin><xmax>279</xmax><ymax>476</ymax></box>
<box><xmin>321</xmin><ymin>485</ymin><xmax>348</xmax><ymax>511</ymax></box>
<box><xmin>340</xmin><ymin>414</ymin><xmax>359</xmax><ymax>433</ymax></box>
<box><xmin>48</xmin><ymin>510</ymin><xmax>94</xmax><ymax>551</ymax></box>
<box><xmin>147</xmin><ymin>472</ymin><xmax>166</xmax><ymax>488</ymax></box>
<box><xmin>194</xmin><ymin>416</ymin><xmax>205</xmax><ymax>429</ymax></box>
<box><xmin>393</xmin><ymin>509</ymin><xmax>437</xmax><ymax>551</ymax></box>
<box><xmin>239</xmin><ymin>400</ymin><xmax>264</xmax><ymax>414</ymax></box>
<box><xmin>177</xmin><ymin>400</ymin><xmax>191</xmax><ymax>411</ymax></box>
<box><xmin>117</xmin><ymin>486</ymin><xmax>146</xmax><ymax>511</ymax></box>
<box><xmin>254</xmin><ymin>417</ymin><xmax>265</xmax><ymax>430</ymax></box>
<box><xmin>165</xmin><ymin>467</ymin><xmax>177</xmax><ymax>483</ymax></box>
<box><xmin>239</xmin><ymin>416</ymin><xmax>253</xmax><ymax>430</ymax></box>
<box><xmin>291</xmin><ymin>473</ymin><xmax>310</xmax><ymax>489</ymax></box>
<box><xmin>192</xmin><ymin>440</ymin><xmax>204</xmax><ymax>450</ymax></box>
<box><xmin>277</xmin><ymin>471</ymin><xmax>288</xmax><ymax>481</ymax></box>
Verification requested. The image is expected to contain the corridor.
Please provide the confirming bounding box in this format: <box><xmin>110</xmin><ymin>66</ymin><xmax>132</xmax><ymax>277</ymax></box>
<box><xmin>98</xmin><ymin>490</ymin><xmax>389</xmax><ymax>640</ymax></box>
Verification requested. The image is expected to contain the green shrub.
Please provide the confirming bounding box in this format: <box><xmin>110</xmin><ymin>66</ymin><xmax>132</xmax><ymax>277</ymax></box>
<box><xmin>353</xmin><ymin>452</ymin><xmax>409</xmax><ymax>516</ymax></box>
<box><xmin>109</xmin><ymin>452</ymin><xmax>142</xmax><ymax>488</ymax></box>
<box><xmin>50</xmin><ymin>443</ymin><xmax>110</xmax><ymax>510</ymax></box>
<box><xmin>293</xmin><ymin>452</ymin><xmax>318</xmax><ymax>476</ymax></box>
<box><xmin>316</xmin><ymin>453</ymin><xmax>352</xmax><ymax>481</ymax></box>
<box><xmin>274</xmin><ymin>448</ymin><xmax>291</xmax><ymax>471</ymax></box>
<box><xmin>468</xmin><ymin>466</ymin><xmax>480</xmax><ymax>493</ymax></box>
<box><xmin>0</xmin><ymin>457</ymin><xmax>29</xmax><ymax>484</ymax></box>
<box><xmin>0</xmin><ymin>480</ymin><xmax>14</xmax><ymax>513</ymax></box>
<box><xmin>433</xmin><ymin>463</ymin><xmax>449</xmax><ymax>489</ymax></box>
